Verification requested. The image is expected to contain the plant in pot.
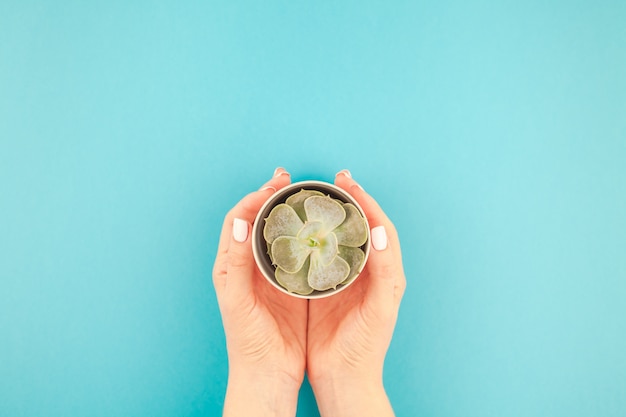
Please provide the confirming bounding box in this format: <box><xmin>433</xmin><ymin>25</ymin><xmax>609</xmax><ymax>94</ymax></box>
<box><xmin>252</xmin><ymin>181</ymin><xmax>370</xmax><ymax>299</ymax></box>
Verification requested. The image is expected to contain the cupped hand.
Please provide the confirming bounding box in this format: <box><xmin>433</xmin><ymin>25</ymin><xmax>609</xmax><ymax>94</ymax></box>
<box><xmin>306</xmin><ymin>170</ymin><xmax>406</xmax><ymax>417</ymax></box>
<box><xmin>212</xmin><ymin>168</ymin><xmax>307</xmax><ymax>416</ymax></box>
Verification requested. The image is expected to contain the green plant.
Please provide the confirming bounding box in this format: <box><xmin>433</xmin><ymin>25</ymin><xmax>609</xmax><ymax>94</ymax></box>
<box><xmin>263</xmin><ymin>189</ymin><xmax>368</xmax><ymax>295</ymax></box>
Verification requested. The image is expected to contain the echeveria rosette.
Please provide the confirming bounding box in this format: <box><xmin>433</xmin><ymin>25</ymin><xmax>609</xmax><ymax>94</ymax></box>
<box><xmin>263</xmin><ymin>189</ymin><xmax>368</xmax><ymax>295</ymax></box>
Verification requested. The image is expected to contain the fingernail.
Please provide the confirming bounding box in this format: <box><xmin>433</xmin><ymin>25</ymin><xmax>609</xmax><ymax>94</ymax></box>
<box><xmin>259</xmin><ymin>185</ymin><xmax>276</xmax><ymax>192</ymax></box>
<box><xmin>371</xmin><ymin>226</ymin><xmax>388</xmax><ymax>251</ymax></box>
<box><xmin>273</xmin><ymin>167</ymin><xmax>289</xmax><ymax>178</ymax></box>
<box><xmin>337</xmin><ymin>169</ymin><xmax>352</xmax><ymax>178</ymax></box>
<box><xmin>233</xmin><ymin>218</ymin><xmax>249</xmax><ymax>243</ymax></box>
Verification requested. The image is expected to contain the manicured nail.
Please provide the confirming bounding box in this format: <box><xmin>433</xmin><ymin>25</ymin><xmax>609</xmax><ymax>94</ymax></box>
<box><xmin>371</xmin><ymin>226</ymin><xmax>388</xmax><ymax>251</ymax></box>
<box><xmin>233</xmin><ymin>218</ymin><xmax>249</xmax><ymax>243</ymax></box>
<box><xmin>273</xmin><ymin>167</ymin><xmax>289</xmax><ymax>178</ymax></box>
<box><xmin>337</xmin><ymin>169</ymin><xmax>352</xmax><ymax>178</ymax></box>
<box><xmin>259</xmin><ymin>185</ymin><xmax>276</xmax><ymax>192</ymax></box>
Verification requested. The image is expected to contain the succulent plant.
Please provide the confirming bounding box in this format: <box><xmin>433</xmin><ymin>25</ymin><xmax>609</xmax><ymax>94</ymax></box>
<box><xmin>263</xmin><ymin>189</ymin><xmax>368</xmax><ymax>295</ymax></box>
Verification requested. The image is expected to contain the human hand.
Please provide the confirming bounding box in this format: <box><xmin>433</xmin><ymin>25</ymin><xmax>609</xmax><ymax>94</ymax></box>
<box><xmin>212</xmin><ymin>168</ymin><xmax>308</xmax><ymax>417</ymax></box>
<box><xmin>306</xmin><ymin>170</ymin><xmax>406</xmax><ymax>417</ymax></box>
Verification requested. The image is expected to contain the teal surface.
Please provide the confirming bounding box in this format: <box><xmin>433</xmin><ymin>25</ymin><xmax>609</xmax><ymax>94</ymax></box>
<box><xmin>1</xmin><ymin>1</ymin><xmax>625</xmax><ymax>416</ymax></box>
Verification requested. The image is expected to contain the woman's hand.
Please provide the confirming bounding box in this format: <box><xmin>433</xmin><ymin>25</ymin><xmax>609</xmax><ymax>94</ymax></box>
<box><xmin>306</xmin><ymin>170</ymin><xmax>407</xmax><ymax>417</ymax></box>
<box><xmin>212</xmin><ymin>168</ymin><xmax>307</xmax><ymax>417</ymax></box>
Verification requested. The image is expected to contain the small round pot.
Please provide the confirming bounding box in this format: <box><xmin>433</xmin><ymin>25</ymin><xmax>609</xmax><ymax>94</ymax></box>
<box><xmin>252</xmin><ymin>180</ymin><xmax>370</xmax><ymax>299</ymax></box>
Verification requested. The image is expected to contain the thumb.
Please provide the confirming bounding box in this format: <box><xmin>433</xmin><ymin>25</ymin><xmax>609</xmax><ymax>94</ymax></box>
<box><xmin>365</xmin><ymin>224</ymin><xmax>404</xmax><ymax>311</ymax></box>
<box><xmin>224</xmin><ymin>217</ymin><xmax>256</xmax><ymax>301</ymax></box>
<box><xmin>334</xmin><ymin>171</ymin><xmax>406</xmax><ymax>311</ymax></box>
<box><xmin>213</xmin><ymin>168</ymin><xmax>292</xmax><ymax>307</ymax></box>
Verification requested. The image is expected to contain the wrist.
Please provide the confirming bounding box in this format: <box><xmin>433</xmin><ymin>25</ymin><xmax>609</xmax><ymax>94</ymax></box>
<box><xmin>224</xmin><ymin>369</ymin><xmax>301</xmax><ymax>417</ymax></box>
<box><xmin>310</xmin><ymin>374</ymin><xmax>394</xmax><ymax>417</ymax></box>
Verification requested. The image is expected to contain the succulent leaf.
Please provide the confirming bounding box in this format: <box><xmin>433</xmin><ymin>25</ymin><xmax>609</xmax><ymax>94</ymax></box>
<box><xmin>338</xmin><ymin>245</ymin><xmax>366</xmax><ymax>284</ymax></box>
<box><xmin>316</xmin><ymin>230</ymin><xmax>339</xmax><ymax>266</ymax></box>
<box><xmin>285</xmin><ymin>189</ymin><xmax>324</xmax><ymax>222</ymax></box>
<box><xmin>308</xmin><ymin>252</ymin><xmax>351</xmax><ymax>291</ymax></box>
<box><xmin>271</xmin><ymin>236</ymin><xmax>311</xmax><ymax>273</ymax></box>
<box><xmin>333</xmin><ymin>203</ymin><xmax>368</xmax><ymax>247</ymax></box>
<box><xmin>296</xmin><ymin>221</ymin><xmax>338</xmax><ymax>266</ymax></box>
<box><xmin>304</xmin><ymin>196</ymin><xmax>346</xmax><ymax>234</ymax></box>
<box><xmin>297</xmin><ymin>221</ymin><xmax>325</xmax><ymax>240</ymax></box>
<box><xmin>276</xmin><ymin>258</ymin><xmax>314</xmax><ymax>295</ymax></box>
<box><xmin>263</xmin><ymin>204</ymin><xmax>304</xmax><ymax>244</ymax></box>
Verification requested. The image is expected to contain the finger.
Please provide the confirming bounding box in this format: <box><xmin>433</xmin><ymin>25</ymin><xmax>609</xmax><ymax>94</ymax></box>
<box><xmin>223</xmin><ymin>169</ymin><xmax>291</xmax><ymax>302</ymax></box>
<box><xmin>213</xmin><ymin>168</ymin><xmax>292</xmax><ymax>301</ymax></box>
<box><xmin>258</xmin><ymin>166</ymin><xmax>291</xmax><ymax>191</ymax></box>
<box><xmin>335</xmin><ymin>170</ymin><xmax>395</xmax><ymax>235</ymax></box>
<box><xmin>334</xmin><ymin>170</ymin><xmax>406</xmax><ymax>310</ymax></box>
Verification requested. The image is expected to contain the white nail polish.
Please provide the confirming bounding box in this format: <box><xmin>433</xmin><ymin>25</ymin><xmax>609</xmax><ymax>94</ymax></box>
<box><xmin>273</xmin><ymin>167</ymin><xmax>289</xmax><ymax>178</ymax></box>
<box><xmin>337</xmin><ymin>169</ymin><xmax>352</xmax><ymax>178</ymax></box>
<box><xmin>233</xmin><ymin>218</ymin><xmax>249</xmax><ymax>243</ymax></box>
<box><xmin>371</xmin><ymin>226</ymin><xmax>388</xmax><ymax>251</ymax></box>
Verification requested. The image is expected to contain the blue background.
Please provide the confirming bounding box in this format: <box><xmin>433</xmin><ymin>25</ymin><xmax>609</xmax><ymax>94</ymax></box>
<box><xmin>1</xmin><ymin>1</ymin><xmax>625</xmax><ymax>416</ymax></box>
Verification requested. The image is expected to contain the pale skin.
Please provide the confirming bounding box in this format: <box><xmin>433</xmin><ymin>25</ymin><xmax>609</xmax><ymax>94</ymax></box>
<box><xmin>212</xmin><ymin>168</ymin><xmax>406</xmax><ymax>417</ymax></box>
